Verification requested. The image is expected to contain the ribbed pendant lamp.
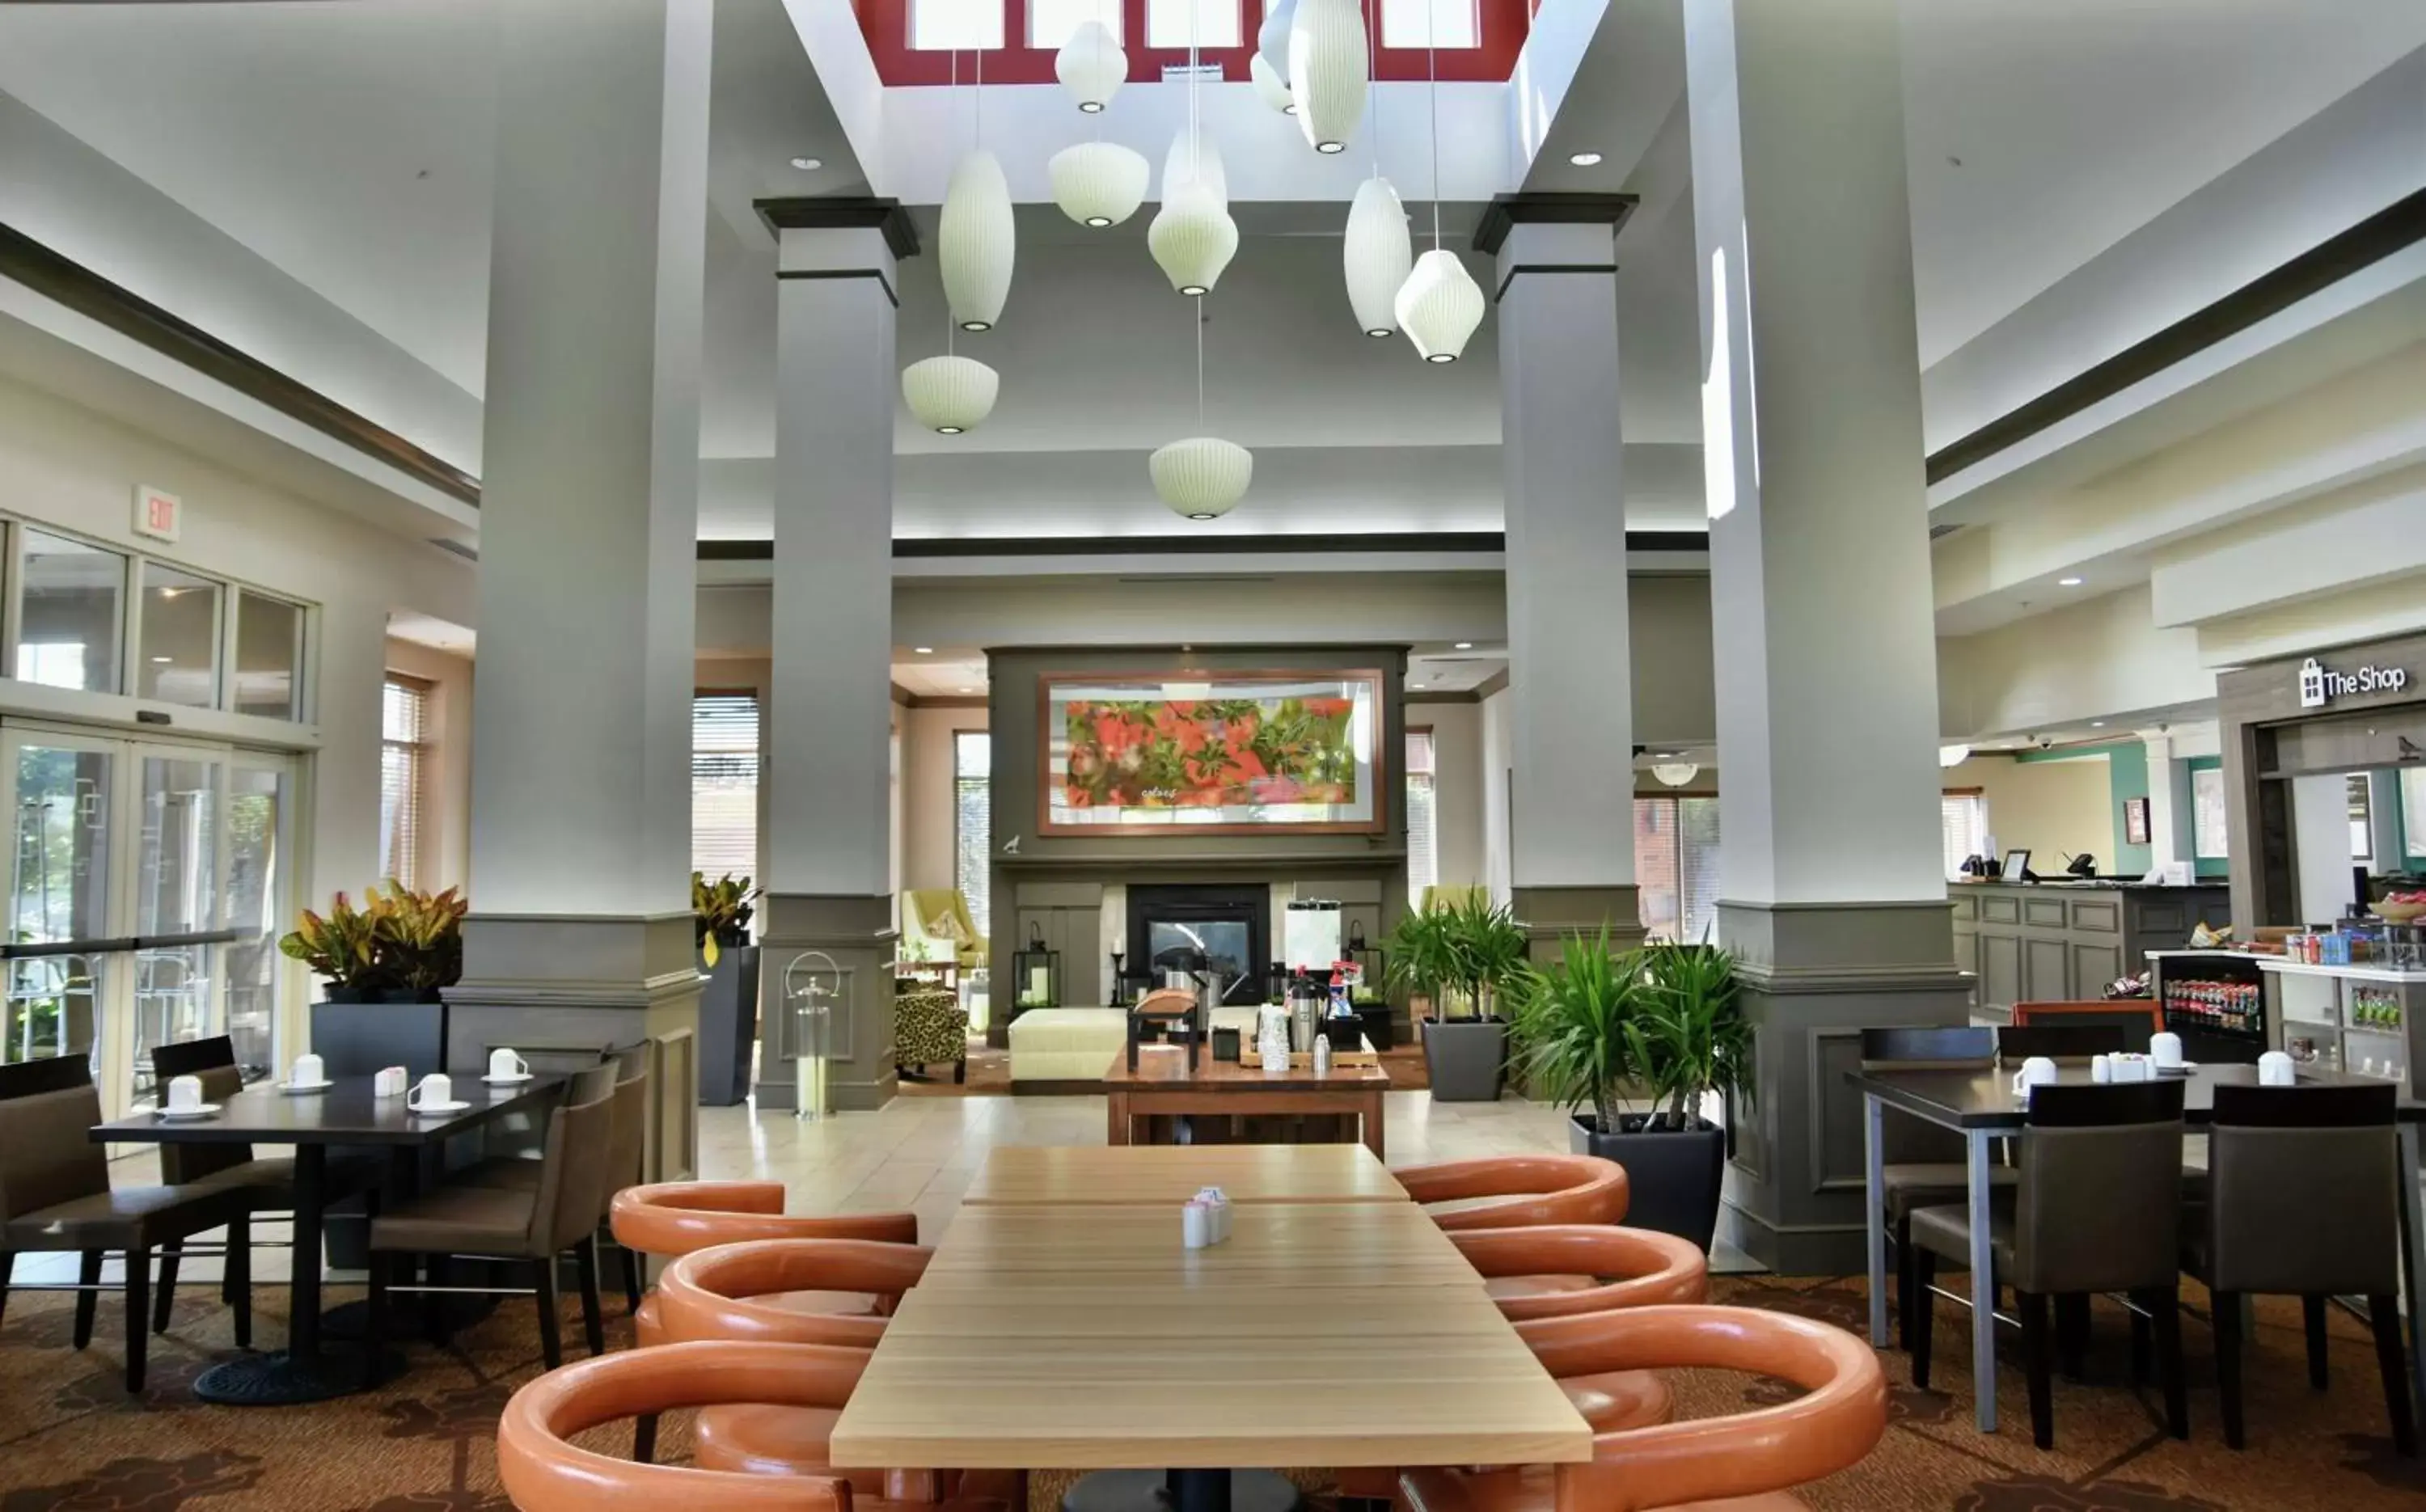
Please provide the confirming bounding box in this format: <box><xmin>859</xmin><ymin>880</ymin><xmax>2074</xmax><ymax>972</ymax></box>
<box><xmin>937</xmin><ymin>50</ymin><xmax>1012</xmax><ymax>332</ymax></box>
<box><xmin>1394</xmin><ymin>17</ymin><xmax>1481</xmax><ymax>361</ymax></box>
<box><xmin>1050</xmin><ymin>141</ymin><xmax>1149</xmax><ymax>227</ymax></box>
<box><xmin>1249</xmin><ymin>51</ymin><xmax>1296</xmax><ymax>114</ymax></box>
<box><xmin>1343</xmin><ymin>178</ymin><xmax>1412</xmax><ymax>337</ymax></box>
<box><xmin>901</xmin><ymin>354</ymin><xmax>998</xmax><ymax>435</ymax></box>
<box><xmin>1055</xmin><ymin>19</ymin><xmax>1125</xmax><ymax>113</ymax></box>
<box><xmin>1152</xmin><ymin>297</ymin><xmax>1251</xmax><ymax>520</ymax></box>
<box><xmin>1288</xmin><ymin>0</ymin><xmax>1366</xmax><ymax>154</ymax></box>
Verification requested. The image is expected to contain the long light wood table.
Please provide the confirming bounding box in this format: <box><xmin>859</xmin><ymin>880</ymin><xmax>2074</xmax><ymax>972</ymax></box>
<box><xmin>831</xmin><ymin>1146</ymin><xmax>1592</xmax><ymax>1492</ymax></box>
<box><xmin>961</xmin><ymin>1143</ymin><xmax>1406</xmax><ymax>1207</ymax></box>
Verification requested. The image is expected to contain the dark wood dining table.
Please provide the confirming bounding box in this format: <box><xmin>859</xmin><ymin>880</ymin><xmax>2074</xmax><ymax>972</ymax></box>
<box><xmin>1847</xmin><ymin>1059</ymin><xmax>2426</xmax><ymax>1434</ymax></box>
<box><xmin>92</xmin><ymin>1071</ymin><xmax>564</xmax><ymax>1405</ymax></box>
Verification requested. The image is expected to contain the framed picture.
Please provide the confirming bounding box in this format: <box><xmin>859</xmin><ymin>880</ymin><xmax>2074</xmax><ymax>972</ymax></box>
<box><xmin>1039</xmin><ymin>669</ymin><xmax>1385</xmax><ymax>836</ymax></box>
<box><xmin>2124</xmin><ymin>796</ymin><xmax>2152</xmax><ymax>847</ymax></box>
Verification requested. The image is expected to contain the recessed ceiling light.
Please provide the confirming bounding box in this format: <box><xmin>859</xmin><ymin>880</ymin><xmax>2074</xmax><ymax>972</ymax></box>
<box><xmin>958</xmin><ymin>686</ymin><xmax>974</xmax><ymax>694</ymax></box>
<box><xmin>789</xmin><ymin>157</ymin><xmax>822</xmax><ymax>171</ymax></box>
<box><xmin>2057</xmin><ymin>576</ymin><xmax>2084</xmax><ymax>586</ymax></box>
<box><xmin>1568</xmin><ymin>151</ymin><xmax>1604</xmax><ymax>167</ymax></box>
<box><xmin>915</xmin><ymin>646</ymin><xmax>934</xmax><ymax>655</ymax></box>
<box><xmin>150</xmin><ymin>655</ymin><xmax>171</xmax><ymax>663</ymax></box>
<box><xmin>2090</xmin><ymin>720</ymin><xmax>2106</xmax><ymax>728</ymax></box>
<box><xmin>1453</xmin><ymin>641</ymin><xmax>1473</xmax><ymax>650</ymax></box>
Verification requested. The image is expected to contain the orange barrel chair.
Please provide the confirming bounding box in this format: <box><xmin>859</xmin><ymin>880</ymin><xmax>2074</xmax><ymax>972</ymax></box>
<box><xmin>652</xmin><ymin>1237</ymin><xmax>935</xmax><ymax>1485</ymax></box>
<box><xmin>1397</xmin><ymin>1155</ymin><xmax>1630</xmax><ymax>1231</ymax></box>
<box><xmin>1396</xmin><ymin>1306</ymin><xmax>1887</xmax><ymax>1512</ymax></box>
<box><xmin>498</xmin><ymin>1340</ymin><xmax>1012</xmax><ymax>1512</ymax></box>
<box><xmin>608</xmin><ymin>1182</ymin><xmax>920</xmax><ymax>1462</ymax></box>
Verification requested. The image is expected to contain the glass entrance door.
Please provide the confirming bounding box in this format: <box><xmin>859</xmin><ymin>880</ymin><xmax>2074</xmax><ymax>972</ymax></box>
<box><xmin>2</xmin><ymin>726</ymin><xmax>296</xmax><ymax>1122</ymax></box>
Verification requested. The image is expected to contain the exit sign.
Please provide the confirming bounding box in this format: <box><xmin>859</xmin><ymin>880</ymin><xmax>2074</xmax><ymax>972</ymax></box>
<box><xmin>133</xmin><ymin>484</ymin><xmax>181</xmax><ymax>543</ymax></box>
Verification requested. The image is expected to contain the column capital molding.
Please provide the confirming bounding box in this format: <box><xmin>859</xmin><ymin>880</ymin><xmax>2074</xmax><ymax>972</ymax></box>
<box><xmin>754</xmin><ymin>196</ymin><xmax>920</xmax><ymax>259</ymax></box>
<box><xmin>1473</xmin><ymin>192</ymin><xmax>1638</xmax><ymax>256</ymax></box>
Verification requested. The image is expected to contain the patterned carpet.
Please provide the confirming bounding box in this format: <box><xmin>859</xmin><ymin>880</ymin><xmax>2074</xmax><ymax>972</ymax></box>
<box><xmin>0</xmin><ymin>1272</ymin><xmax>2420</xmax><ymax>1510</ymax></box>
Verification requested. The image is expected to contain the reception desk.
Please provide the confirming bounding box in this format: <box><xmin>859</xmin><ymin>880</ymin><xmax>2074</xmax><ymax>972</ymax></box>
<box><xmin>1951</xmin><ymin>881</ymin><xmax>2231</xmax><ymax>1012</ymax></box>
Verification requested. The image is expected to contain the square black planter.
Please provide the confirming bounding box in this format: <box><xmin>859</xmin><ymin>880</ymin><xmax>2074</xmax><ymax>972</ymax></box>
<box><xmin>696</xmin><ymin>944</ymin><xmax>761</xmax><ymax>1107</ymax></box>
<box><xmin>1353</xmin><ymin>1003</ymin><xmax>1396</xmax><ymax>1052</ymax></box>
<box><xmin>1570</xmin><ymin>1113</ymin><xmax>1727</xmax><ymax>1252</ymax></box>
<box><xmin>1422</xmin><ymin>1017</ymin><xmax>1507</xmax><ymax>1102</ymax></box>
<box><xmin>310</xmin><ymin>994</ymin><xmax>448</xmax><ymax>1079</ymax></box>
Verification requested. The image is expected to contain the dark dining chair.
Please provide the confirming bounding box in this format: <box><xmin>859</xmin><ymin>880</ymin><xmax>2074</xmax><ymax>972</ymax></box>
<box><xmin>2183</xmin><ymin>1082</ymin><xmax>2415</xmax><ymax>1455</ymax></box>
<box><xmin>1996</xmin><ymin>1023</ymin><xmax>2126</xmax><ymax>1062</ymax></box>
<box><xmin>1910</xmin><ymin>1079</ymin><xmax>2189</xmax><ymax>1450</ymax></box>
<box><xmin>0</xmin><ymin>1054</ymin><xmax>254</xmax><ymax>1392</ymax></box>
<box><xmin>1858</xmin><ymin>1026</ymin><xmax>2010</xmax><ymax>1350</ymax></box>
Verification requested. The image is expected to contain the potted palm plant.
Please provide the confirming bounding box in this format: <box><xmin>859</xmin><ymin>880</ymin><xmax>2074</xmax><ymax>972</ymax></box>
<box><xmin>693</xmin><ymin>872</ymin><xmax>762</xmax><ymax>1107</ymax></box>
<box><xmin>1510</xmin><ymin>934</ymin><xmax>1747</xmax><ymax>1248</ymax></box>
<box><xmin>1418</xmin><ymin>893</ymin><xmax>1528</xmax><ymax>1102</ymax></box>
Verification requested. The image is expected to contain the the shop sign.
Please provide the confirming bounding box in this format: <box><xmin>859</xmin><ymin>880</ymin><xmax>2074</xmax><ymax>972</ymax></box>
<box><xmin>2298</xmin><ymin>657</ymin><xmax>2410</xmax><ymax>708</ymax></box>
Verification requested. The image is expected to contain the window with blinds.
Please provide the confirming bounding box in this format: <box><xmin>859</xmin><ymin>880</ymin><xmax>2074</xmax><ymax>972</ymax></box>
<box><xmin>692</xmin><ymin>692</ymin><xmax>761</xmax><ymax>882</ymax></box>
<box><xmin>1941</xmin><ymin>792</ymin><xmax>1987</xmax><ymax>879</ymax></box>
<box><xmin>1635</xmin><ymin>795</ymin><xmax>1722</xmax><ymax>944</ymax></box>
<box><xmin>954</xmin><ymin>731</ymin><xmax>991</xmax><ymax>933</ymax></box>
<box><xmin>1406</xmin><ymin>729</ymin><xmax>1439</xmax><ymax>906</ymax></box>
<box><xmin>379</xmin><ymin>675</ymin><xmax>430</xmax><ymax>889</ymax></box>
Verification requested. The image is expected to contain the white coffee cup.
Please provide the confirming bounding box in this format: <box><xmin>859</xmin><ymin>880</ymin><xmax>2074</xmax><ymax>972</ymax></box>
<box><xmin>406</xmin><ymin>1072</ymin><xmax>454</xmax><ymax>1112</ymax></box>
<box><xmin>2258</xmin><ymin>1050</ymin><xmax>2297</xmax><ymax>1087</ymax></box>
<box><xmin>291</xmin><ymin>1053</ymin><xmax>325</xmax><ymax>1087</ymax></box>
<box><xmin>2091</xmin><ymin>1053</ymin><xmax>2115</xmax><ymax>1084</ymax></box>
<box><xmin>374</xmin><ymin>1065</ymin><xmax>408</xmax><ymax>1098</ymax></box>
<box><xmin>2149</xmin><ymin>1031</ymin><xmax>2185</xmax><ymax>1069</ymax></box>
<box><xmin>488</xmin><ymin>1047</ymin><xmax>530</xmax><ymax>1081</ymax></box>
<box><xmin>166</xmin><ymin>1074</ymin><xmax>204</xmax><ymax>1111</ymax></box>
<box><xmin>2010</xmin><ymin>1055</ymin><xmax>2058</xmax><ymax>1096</ymax></box>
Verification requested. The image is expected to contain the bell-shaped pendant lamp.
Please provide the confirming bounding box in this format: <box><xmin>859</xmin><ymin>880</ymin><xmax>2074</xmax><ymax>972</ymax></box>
<box><xmin>1289</xmin><ymin>0</ymin><xmax>1367</xmax><ymax>154</ymax></box>
<box><xmin>1249</xmin><ymin>51</ymin><xmax>1296</xmax><ymax>115</ymax></box>
<box><xmin>1050</xmin><ymin>141</ymin><xmax>1150</xmax><ymax>227</ymax></box>
<box><xmin>1342</xmin><ymin>177</ymin><xmax>1413</xmax><ymax>338</ymax></box>
<box><xmin>1148</xmin><ymin>184</ymin><xmax>1240</xmax><ymax>296</ymax></box>
<box><xmin>1257</xmin><ymin>0</ymin><xmax>1299</xmax><ymax>78</ymax></box>
<box><xmin>1151</xmin><ymin>437</ymin><xmax>1253</xmax><ymax>520</ymax></box>
<box><xmin>1396</xmin><ymin>247</ymin><xmax>1483</xmax><ymax>362</ymax></box>
<box><xmin>1055</xmin><ymin>19</ymin><xmax>1126</xmax><ymax>113</ymax></box>
<box><xmin>939</xmin><ymin>150</ymin><xmax>1015</xmax><ymax>332</ymax></box>
<box><xmin>1161</xmin><ymin>128</ymin><xmax>1228</xmax><ymax>211</ymax></box>
<box><xmin>901</xmin><ymin>355</ymin><xmax>999</xmax><ymax>435</ymax></box>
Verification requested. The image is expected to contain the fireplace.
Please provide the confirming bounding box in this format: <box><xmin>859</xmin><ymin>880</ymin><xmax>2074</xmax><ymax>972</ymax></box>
<box><xmin>1126</xmin><ymin>885</ymin><xmax>1269</xmax><ymax>1007</ymax></box>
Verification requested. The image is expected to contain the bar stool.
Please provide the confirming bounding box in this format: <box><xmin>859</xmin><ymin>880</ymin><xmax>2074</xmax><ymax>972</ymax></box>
<box><xmin>497</xmin><ymin>1341</ymin><xmax>1015</xmax><ymax>1512</ymax></box>
<box><xmin>1909</xmin><ymin>1079</ymin><xmax>2188</xmax><ymax>1450</ymax></box>
<box><xmin>1395</xmin><ymin>1305</ymin><xmax>1887</xmax><ymax>1512</ymax></box>
<box><xmin>1856</xmin><ymin>1027</ymin><xmax>2008</xmax><ymax>1350</ymax></box>
<box><xmin>2182</xmin><ymin>1082</ymin><xmax>2415</xmax><ymax>1455</ymax></box>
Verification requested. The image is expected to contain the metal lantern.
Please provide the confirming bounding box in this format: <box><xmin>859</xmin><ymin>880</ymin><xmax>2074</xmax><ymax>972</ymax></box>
<box><xmin>1012</xmin><ymin>922</ymin><xmax>1063</xmax><ymax>1013</ymax></box>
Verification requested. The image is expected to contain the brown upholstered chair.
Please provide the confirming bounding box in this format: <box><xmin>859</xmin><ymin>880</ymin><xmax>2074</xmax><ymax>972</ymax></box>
<box><xmin>2182</xmin><ymin>1082</ymin><xmax>2415</xmax><ymax>1455</ymax></box>
<box><xmin>1396</xmin><ymin>1155</ymin><xmax>1629</xmax><ymax>1231</ymax></box>
<box><xmin>366</xmin><ymin>1085</ymin><xmax>615</xmax><ymax>1368</ymax></box>
<box><xmin>1395</xmin><ymin>1305</ymin><xmax>1887</xmax><ymax>1512</ymax></box>
<box><xmin>146</xmin><ymin>1036</ymin><xmax>382</xmax><ymax>1344</ymax></box>
<box><xmin>0</xmin><ymin>1054</ymin><xmax>254</xmax><ymax>1392</ymax></box>
<box><xmin>606</xmin><ymin>1180</ymin><xmax>919</xmax><ymax>1461</ymax></box>
<box><xmin>463</xmin><ymin>1058</ymin><xmax>652</xmax><ymax>1312</ymax></box>
<box><xmin>1856</xmin><ymin>1026</ymin><xmax>2013</xmax><ymax>1350</ymax></box>
<box><xmin>1910</xmin><ymin>1079</ymin><xmax>2189</xmax><ymax>1450</ymax></box>
<box><xmin>653</xmin><ymin>1237</ymin><xmax>933</xmax><ymax>1479</ymax></box>
<box><xmin>497</xmin><ymin>1340</ymin><xmax>1014</xmax><ymax>1512</ymax></box>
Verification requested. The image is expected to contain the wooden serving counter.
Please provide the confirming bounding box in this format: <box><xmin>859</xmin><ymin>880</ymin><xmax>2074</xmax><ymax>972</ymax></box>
<box><xmin>1951</xmin><ymin>880</ymin><xmax>2229</xmax><ymax>1012</ymax></box>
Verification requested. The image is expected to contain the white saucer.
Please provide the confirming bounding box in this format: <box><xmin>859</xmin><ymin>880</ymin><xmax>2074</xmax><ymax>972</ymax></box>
<box><xmin>281</xmin><ymin>1079</ymin><xmax>335</xmax><ymax>1094</ymax></box>
<box><xmin>408</xmin><ymin>1099</ymin><xmax>474</xmax><ymax>1115</ymax></box>
<box><xmin>157</xmin><ymin>1103</ymin><xmax>222</xmax><ymax>1120</ymax></box>
<box><xmin>480</xmin><ymin>1072</ymin><xmax>534</xmax><ymax>1086</ymax></box>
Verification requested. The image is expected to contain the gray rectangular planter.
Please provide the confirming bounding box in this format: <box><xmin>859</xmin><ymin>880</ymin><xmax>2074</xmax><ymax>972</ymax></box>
<box><xmin>697</xmin><ymin>944</ymin><xmax>761</xmax><ymax>1107</ymax></box>
<box><xmin>1422</xmin><ymin>1017</ymin><xmax>1507</xmax><ymax>1102</ymax></box>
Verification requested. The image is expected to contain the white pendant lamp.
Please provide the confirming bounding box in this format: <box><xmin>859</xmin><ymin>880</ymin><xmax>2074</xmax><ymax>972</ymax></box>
<box><xmin>939</xmin><ymin>150</ymin><xmax>1014</xmax><ymax>332</ymax></box>
<box><xmin>1161</xmin><ymin>129</ymin><xmax>1228</xmax><ymax>211</ymax></box>
<box><xmin>1396</xmin><ymin>249</ymin><xmax>1483</xmax><ymax>361</ymax></box>
<box><xmin>1289</xmin><ymin>0</ymin><xmax>1367</xmax><ymax>154</ymax></box>
<box><xmin>1249</xmin><ymin>51</ymin><xmax>1296</xmax><ymax>114</ymax></box>
<box><xmin>1148</xmin><ymin>184</ymin><xmax>1239</xmax><ymax>296</ymax></box>
<box><xmin>901</xmin><ymin>355</ymin><xmax>998</xmax><ymax>435</ymax></box>
<box><xmin>1938</xmin><ymin>744</ymin><xmax>1972</xmax><ymax>769</ymax></box>
<box><xmin>1055</xmin><ymin>19</ymin><xmax>1126</xmax><ymax>113</ymax></box>
<box><xmin>1342</xmin><ymin>177</ymin><xmax>1412</xmax><ymax>337</ymax></box>
<box><xmin>1152</xmin><ymin>437</ymin><xmax>1253</xmax><ymax>520</ymax></box>
<box><xmin>1050</xmin><ymin>141</ymin><xmax>1149</xmax><ymax>227</ymax></box>
<box><xmin>1650</xmin><ymin>762</ymin><xmax>1700</xmax><ymax>788</ymax></box>
<box><xmin>1257</xmin><ymin>0</ymin><xmax>1298</xmax><ymax>78</ymax></box>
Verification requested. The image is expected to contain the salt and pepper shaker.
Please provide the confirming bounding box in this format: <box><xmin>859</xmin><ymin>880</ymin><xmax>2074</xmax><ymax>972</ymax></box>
<box><xmin>1182</xmin><ymin>1186</ymin><xmax>1232</xmax><ymax>1248</ymax></box>
<box><xmin>1312</xmin><ymin>1033</ymin><xmax>1333</xmax><ymax>1075</ymax></box>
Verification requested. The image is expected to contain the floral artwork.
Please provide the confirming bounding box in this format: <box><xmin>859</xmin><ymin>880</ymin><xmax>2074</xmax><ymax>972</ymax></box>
<box><xmin>1042</xmin><ymin>672</ymin><xmax>1383</xmax><ymax>834</ymax></box>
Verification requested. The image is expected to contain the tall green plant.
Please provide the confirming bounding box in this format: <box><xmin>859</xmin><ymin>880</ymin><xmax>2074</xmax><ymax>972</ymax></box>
<box><xmin>1383</xmin><ymin>904</ymin><xmax>1460</xmax><ymax>1013</ymax></box>
<box><xmin>1506</xmin><ymin>927</ymin><xmax>1655</xmax><ymax>1132</ymax></box>
<box><xmin>1625</xmin><ymin>942</ymin><xmax>1750</xmax><ymax>1130</ymax></box>
<box><xmin>1445</xmin><ymin>892</ymin><xmax>1528</xmax><ymax>1019</ymax></box>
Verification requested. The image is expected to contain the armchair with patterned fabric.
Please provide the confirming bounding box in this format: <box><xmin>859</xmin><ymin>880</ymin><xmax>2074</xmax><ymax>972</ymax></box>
<box><xmin>901</xmin><ymin>890</ymin><xmax>988</xmax><ymax>974</ymax></box>
<box><xmin>894</xmin><ymin>984</ymin><xmax>970</xmax><ymax>1085</ymax></box>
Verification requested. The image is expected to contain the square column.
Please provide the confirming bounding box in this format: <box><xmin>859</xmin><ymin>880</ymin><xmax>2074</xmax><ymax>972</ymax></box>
<box><xmin>447</xmin><ymin>0</ymin><xmax>714</xmax><ymax>1182</ymax></box>
<box><xmin>1686</xmin><ymin>0</ymin><xmax>1970</xmax><ymax>1270</ymax></box>
<box><xmin>751</xmin><ymin>201</ymin><xmax>918</xmax><ymax>1112</ymax></box>
<box><xmin>1479</xmin><ymin>196</ymin><xmax>1644</xmax><ymax>953</ymax></box>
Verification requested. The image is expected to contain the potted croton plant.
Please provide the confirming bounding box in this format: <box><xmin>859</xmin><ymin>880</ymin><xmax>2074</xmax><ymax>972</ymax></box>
<box><xmin>1510</xmin><ymin>931</ymin><xmax>1748</xmax><ymax>1249</ymax></box>
<box><xmin>285</xmin><ymin>883</ymin><xmax>466</xmax><ymax>1079</ymax></box>
<box><xmin>693</xmin><ymin>872</ymin><xmax>763</xmax><ymax>1107</ymax></box>
<box><xmin>1396</xmin><ymin>892</ymin><xmax>1528</xmax><ymax>1102</ymax></box>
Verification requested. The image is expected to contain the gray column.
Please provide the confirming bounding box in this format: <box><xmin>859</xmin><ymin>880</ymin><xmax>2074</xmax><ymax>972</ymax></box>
<box><xmin>1480</xmin><ymin>196</ymin><xmax>1643</xmax><ymax>954</ymax></box>
<box><xmin>447</xmin><ymin>0</ymin><xmax>713</xmax><ymax>1180</ymax></box>
<box><xmin>751</xmin><ymin>201</ymin><xmax>918</xmax><ymax>1111</ymax></box>
<box><xmin>1686</xmin><ymin>0</ymin><xmax>1970</xmax><ymax>1271</ymax></box>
